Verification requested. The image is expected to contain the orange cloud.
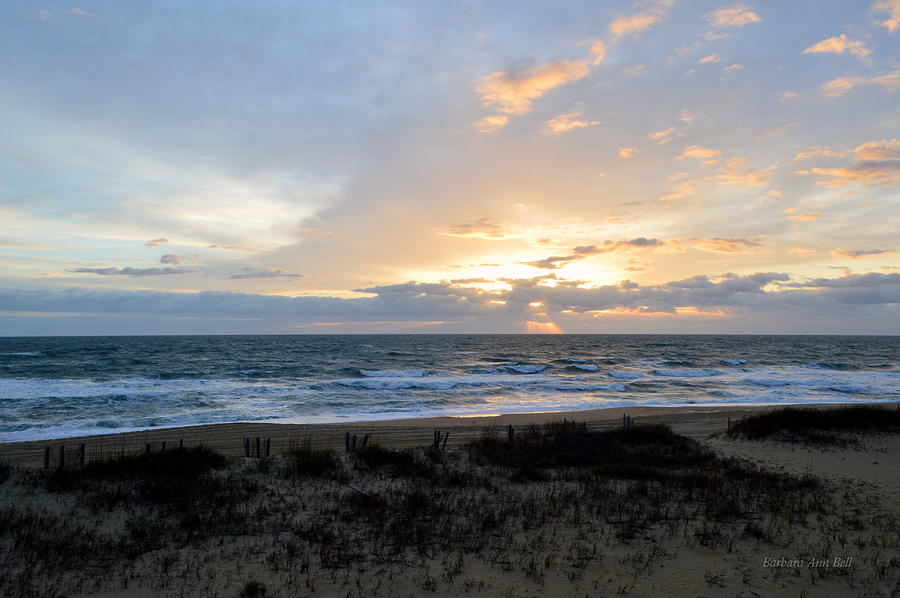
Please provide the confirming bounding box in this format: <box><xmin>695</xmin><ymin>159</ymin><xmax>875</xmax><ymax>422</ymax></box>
<box><xmin>871</xmin><ymin>69</ymin><xmax>900</xmax><ymax>92</ymax></box>
<box><xmin>578</xmin><ymin>38</ymin><xmax>607</xmax><ymax>65</ymax></box>
<box><xmin>704</xmin><ymin>4</ymin><xmax>762</xmax><ymax>27</ymax></box>
<box><xmin>820</xmin><ymin>76</ymin><xmax>866</xmax><ymax>97</ymax></box>
<box><xmin>478</xmin><ymin>59</ymin><xmax>590</xmax><ymax>115</ymax></box>
<box><xmin>687</xmin><ymin>237</ymin><xmax>763</xmax><ymax>253</ymax></box>
<box><xmin>474</xmin><ymin>114</ymin><xmax>509</xmax><ymax>133</ymax></box>
<box><xmin>699</xmin><ymin>54</ymin><xmax>721</xmax><ymax>63</ymax></box>
<box><xmin>872</xmin><ymin>0</ymin><xmax>900</xmax><ymax>32</ymax></box>
<box><xmin>618</xmin><ymin>146</ymin><xmax>637</xmax><ymax>159</ymax></box>
<box><xmin>795</xmin><ymin>139</ymin><xmax>900</xmax><ymax>187</ymax></box>
<box><xmin>609</xmin><ymin>0</ymin><xmax>675</xmax><ymax>38</ymax></box>
<box><xmin>543</xmin><ymin>111</ymin><xmax>601</xmax><ymax>135</ymax></box>
<box><xmin>677</xmin><ymin>145</ymin><xmax>721</xmax><ymax>159</ymax></box>
<box><xmin>803</xmin><ymin>34</ymin><xmax>871</xmax><ymax>60</ymax></box>
<box><xmin>648</xmin><ymin>126</ymin><xmax>677</xmax><ymax>143</ymax></box>
<box><xmin>854</xmin><ymin>139</ymin><xmax>900</xmax><ymax>161</ymax></box>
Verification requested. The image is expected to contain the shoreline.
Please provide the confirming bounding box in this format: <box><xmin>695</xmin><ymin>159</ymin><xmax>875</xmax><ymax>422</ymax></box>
<box><xmin>2</xmin><ymin>401</ymin><xmax>893</xmax><ymax>469</ymax></box>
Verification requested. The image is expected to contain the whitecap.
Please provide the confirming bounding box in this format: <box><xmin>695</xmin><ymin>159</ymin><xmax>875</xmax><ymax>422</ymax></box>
<box><xmin>359</xmin><ymin>369</ymin><xmax>429</xmax><ymax>378</ymax></box>
<box><xmin>721</xmin><ymin>359</ymin><xmax>747</xmax><ymax>365</ymax></box>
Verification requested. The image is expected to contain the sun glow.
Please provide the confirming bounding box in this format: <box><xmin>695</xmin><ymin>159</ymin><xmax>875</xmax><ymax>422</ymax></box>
<box><xmin>524</xmin><ymin>320</ymin><xmax>563</xmax><ymax>333</ymax></box>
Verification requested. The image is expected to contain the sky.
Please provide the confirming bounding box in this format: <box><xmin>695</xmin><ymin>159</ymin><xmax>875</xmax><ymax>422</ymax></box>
<box><xmin>1</xmin><ymin>0</ymin><xmax>899</xmax><ymax>335</ymax></box>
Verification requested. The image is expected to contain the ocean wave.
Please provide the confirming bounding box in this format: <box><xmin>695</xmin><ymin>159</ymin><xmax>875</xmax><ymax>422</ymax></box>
<box><xmin>359</xmin><ymin>369</ymin><xmax>429</xmax><ymax>377</ymax></box>
<box><xmin>653</xmin><ymin>369</ymin><xmax>721</xmax><ymax>377</ymax></box>
<box><xmin>608</xmin><ymin>371</ymin><xmax>645</xmax><ymax>380</ymax></box>
<box><xmin>568</xmin><ymin>364</ymin><xmax>599</xmax><ymax>372</ymax></box>
<box><xmin>721</xmin><ymin>359</ymin><xmax>747</xmax><ymax>365</ymax></box>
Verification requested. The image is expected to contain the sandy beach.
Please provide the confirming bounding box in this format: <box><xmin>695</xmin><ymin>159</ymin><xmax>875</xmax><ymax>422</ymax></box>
<box><xmin>0</xmin><ymin>403</ymin><xmax>830</xmax><ymax>468</ymax></box>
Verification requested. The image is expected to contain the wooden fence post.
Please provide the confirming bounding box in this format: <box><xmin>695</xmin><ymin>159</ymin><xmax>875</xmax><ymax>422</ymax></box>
<box><xmin>255</xmin><ymin>437</ymin><xmax>261</xmax><ymax>458</ymax></box>
<box><xmin>442</xmin><ymin>433</ymin><xmax>450</xmax><ymax>450</ymax></box>
<box><xmin>58</xmin><ymin>445</ymin><xmax>65</xmax><ymax>469</ymax></box>
<box><xmin>244</xmin><ymin>438</ymin><xmax>250</xmax><ymax>457</ymax></box>
<box><xmin>344</xmin><ymin>432</ymin><xmax>350</xmax><ymax>453</ymax></box>
<box><xmin>43</xmin><ymin>446</ymin><xmax>50</xmax><ymax>469</ymax></box>
<box><xmin>265</xmin><ymin>437</ymin><xmax>271</xmax><ymax>458</ymax></box>
<box><xmin>78</xmin><ymin>443</ymin><xmax>85</xmax><ymax>467</ymax></box>
<box><xmin>507</xmin><ymin>425</ymin><xmax>514</xmax><ymax>442</ymax></box>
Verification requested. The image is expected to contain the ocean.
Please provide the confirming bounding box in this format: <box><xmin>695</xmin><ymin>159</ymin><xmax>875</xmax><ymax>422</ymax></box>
<box><xmin>0</xmin><ymin>334</ymin><xmax>897</xmax><ymax>442</ymax></box>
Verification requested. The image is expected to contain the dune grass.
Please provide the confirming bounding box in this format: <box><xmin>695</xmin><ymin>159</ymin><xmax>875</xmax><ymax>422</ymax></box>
<box><xmin>725</xmin><ymin>405</ymin><xmax>900</xmax><ymax>445</ymax></box>
<box><xmin>0</xmin><ymin>422</ymin><xmax>894</xmax><ymax>597</ymax></box>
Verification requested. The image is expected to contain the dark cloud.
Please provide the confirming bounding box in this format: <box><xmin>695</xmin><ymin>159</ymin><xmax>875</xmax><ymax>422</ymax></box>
<box><xmin>4</xmin><ymin>272</ymin><xmax>895</xmax><ymax>333</ymax></box>
<box><xmin>830</xmin><ymin>248</ymin><xmax>894</xmax><ymax>259</ymax></box>
<box><xmin>523</xmin><ymin>238</ymin><xmax>667</xmax><ymax>269</ymax></box>
<box><xmin>67</xmin><ymin>267</ymin><xmax>194</xmax><ymax>277</ymax></box>
<box><xmin>228</xmin><ymin>268</ymin><xmax>303</xmax><ymax>280</ymax></box>
<box><xmin>145</xmin><ymin>239</ymin><xmax>168</xmax><ymax>246</ymax></box>
<box><xmin>159</xmin><ymin>254</ymin><xmax>184</xmax><ymax>264</ymax></box>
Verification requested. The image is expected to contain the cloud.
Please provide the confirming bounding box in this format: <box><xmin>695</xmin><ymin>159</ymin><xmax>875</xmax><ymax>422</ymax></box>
<box><xmin>159</xmin><ymin>254</ymin><xmax>185</xmax><ymax>264</ymax></box>
<box><xmin>789</xmin><ymin>247</ymin><xmax>817</xmax><ymax>257</ymax></box>
<box><xmin>723</xmin><ymin>63</ymin><xmax>744</xmax><ymax>71</ymax></box>
<box><xmin>676</xmin><ymin>145</ymin><xmax>721</xmax><ymax>159</ymax></box>
<box><xmin>854</xmin><ymin>139</ymin><xmax>900</xmax><ymax>161</ymax></box>
<box><xmin>609</xmin><ymin>0</ymin><xmax>675</xmax><ymax>39</ymax></box>
<box><xmin>477</xmin><ymin>59</ymin><xmax>590</xmax><ymax>115</ymax></box>
<box><xmin>796</xmin><ymin>138</ymin><xmax>900</xmax><ymax>187</ymax></box>
<box><xmin>777</xmin><ymin>91</ymin><xmax>799</xmax><ymax>101</ymax></box>
<box><xmin>648</xmin><ymin>127</ymin><xmax>677</xmax><ymax>144</ymax></box>
<box><xmin>686</xmin><ymin>237</ymin><xmax>763</xmax><ymax>253</ymax></box>
<box><xmin>821</xmin><ymin>69</ymin><xmax>900</xmax><ymax>97</ymax></box>
<box><xmin>791</xmin><ymin>146</ymin><xmax>841</xmax><ymax>161</ymax></box>
<box><xmin>229</xmin><ymin>267</ymin><xmax>303</xmax><ymax>279</ymax></box>
<box><xmin>4</xmin><ymin>272</ymin><xmax>896</xmax><ymax>333</ymax></box>
<box><xmin>803</xmin><ymin>34</ymin><xmax>871</xmax><ymax>60</ymax></box>
<box><xmin>830</xmin><ymin>248</ymin><xmax>895</xmax><ymax>259</ymax></box>
<box><xmin>523</xmin><ymin>238</ymin><xmax>667</xmax><ymax>269</ymax></box>
<box><xmin>31</xmin><ymin>7</ymin><xmax>94</xmax><ymax>20</ymax></box>
<box><xmin>439</xmin><ymin>218</ymin><xmax>509</xmax><ymax>240</ymax></box>
<box><xmin>474</xmin><ymin>115</ymin><xmax>509</xmax><ymax>133</ymax></box>
<box><xmin>657</xmin><ymin>182</ymin><xmax>695</xmax><ymax>201</ymax></box>
<box><xmin>543</xmin><ymin>111</ymin><xmax>601</xmax><ymax>135</ymax></box>
<box><xmin>871</xmin><ymin>69</ymin><xmax>900</xmax><ymax>91</ymax></box>
<box><xmin>784</xmin><ymin>211</ymin><xmax>821</xmax><ymax>222</ymax></box>
<box><xmin>67</xmin><ymin>266</ymin><xmax>194</xmax><ymax>276</ymax></box>
<box><xmin>872</xmin><ymin>0</ymin><xmax>900</xmax><ymax>32</ymax></box>
<box><xmin>618</xmin><ymin>147</ymin><xmax>637</xmax><ymax>159</ymax></box>
<box><xmin>578</xmin><ymin>39</ymin><xmax>607</xmax><ymax>65</ymax></box>
<box><xmin>716</xmin><ymin>167</ymin><xmax>769</xmax><ymax>187</ymax></box>
<box><xmin>145</xmin><ymin>238</ymin><xmax>169</xmax><ymax>246</ymax></box>
<box><xmin>699</xmin><ymin>54</ymin><xmax>721</xmax><ymax>63</ymax></box>
<box><xmin>704</xmin><ymin>4</ymin><xmax>762</xmax><ymax>27</ymax></box>
<box><xmin>820</xmin><ymin>76</ymin><xmax>866</xmax><ymax>97</ymax></box>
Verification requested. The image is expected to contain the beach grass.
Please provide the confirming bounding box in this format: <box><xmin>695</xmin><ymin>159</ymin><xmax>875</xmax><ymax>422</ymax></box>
<box><xmin>725</xmin><ymin>404</ymin><xmax>900</xmax><ymax>445</ymax></box>
<box><xmin>0</xmin><ymin>411</ymin><xmax>896</xmax><ymax>597</ymax></box>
